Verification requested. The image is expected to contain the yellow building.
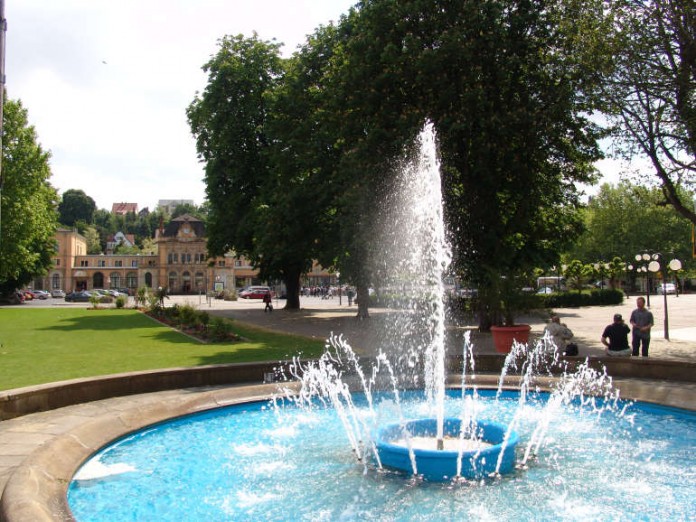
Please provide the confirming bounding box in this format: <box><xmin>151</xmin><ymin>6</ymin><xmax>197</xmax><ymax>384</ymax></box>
<box><xmin>34</xmin><ymin>215</ymin><xmax>329</xmax><ymax>295</ymax></box>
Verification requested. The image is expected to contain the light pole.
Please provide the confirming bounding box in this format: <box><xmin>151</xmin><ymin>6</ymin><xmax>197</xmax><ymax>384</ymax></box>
<box><xmin>636</xmin><ymin>252</ymin><xmax>682</xmax><ymax>340</ymax></box>
<box><xmin>635</xmin><ymin>252</ymin><xmax>657</xmax><ymax>307</ymax></box>
<box><xmin>660</xmin><ymin>257</ymin><xmax>682</xmax><ymax>340</ymax></box>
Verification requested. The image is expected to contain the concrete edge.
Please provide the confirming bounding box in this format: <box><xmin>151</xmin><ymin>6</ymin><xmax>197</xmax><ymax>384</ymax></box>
<box><xmin>3</xmin><ymin>355</ymin><xmax>695</xmax><ymax>421</ymax></box>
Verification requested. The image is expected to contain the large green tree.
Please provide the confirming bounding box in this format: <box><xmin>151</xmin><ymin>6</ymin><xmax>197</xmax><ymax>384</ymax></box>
<box><xmin>601</xmin><ymin>0</ymin><xmax>696</xmax><ymax>224</ymax></box>
<box><xmin>188</xmin><ymin>34</ymin><xmax>318</xmax><ymax>308</ymax></box>
<box><xmin>310</xmin><ymin>0</ymin><xmax>602</xmax><ymax>326</ymax></box>
<box><xmin>570</xmin><ymin>182</ymin><xmax>693</xmax><ymax>266</ymax></box>
<box><xmin>57</xmin><ymin>188</ymin><xmax>96</xmax><ymax>227</ymax></box>
<box><xmin>0</xmin><ymin>97</ymin><xmax>58</xmax><ymax>295</ymax></box>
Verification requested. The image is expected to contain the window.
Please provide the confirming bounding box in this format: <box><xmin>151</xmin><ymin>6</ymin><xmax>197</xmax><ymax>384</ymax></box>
<box><xmin>52</xmin><ymin>274</ymin><xmax>60</xmax><ymax>289</ymax></box>
<box><xmin>195</xmin><ymin>272</ymin><xmax>205</xmax><ymax>290</ymax></box>
<box><xmin>126</xmin><ymin>272</ymin><xmax>137</xmax><ymax>288</ymax></box>
<box><xmin>218</xmin><ymin>260</ymin><xmax>225</xmax><ymax>267</ymax></box>
<box><xmin>168</xmin><ymin>253</ymin><xmax>173</xmax><ymax>264</ymax></box>
<box><xmin>98</xmin><ymin>259</ymin><xmax>106</xmax><ymax>267</ymax></box>
<box><xmin>55</xmin><ymin>259</ymin><xmax>60</xmax><ymax>266</ymax></box>
<box><xmin>110</xmin><ymin>273</ymin><xmax>121</xmax><ymax>288</ymax></box>
<box><xmin>80</xmin><ymin>260</ymin><xmax>89</xmax><ymax>267</ymax></box>
<box><xmin>131</xmin><ymin>260</ymin><xmax>138</xmax><ymax>267</ymax></box>
<box><xmin>235</xmin><ymin>260</ymin><xmax>241</xmax><ymax>267</ymax></box>
<box><xmin>115</xmin><ymin>260</ymin><xmax>123</xmax><ymax>267</ymax></box>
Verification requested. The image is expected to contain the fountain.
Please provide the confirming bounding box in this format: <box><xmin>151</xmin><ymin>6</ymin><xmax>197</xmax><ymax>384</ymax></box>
<box><xmin>285</xmin><ymin>123</ymin><xmax>520</xmax><ymax>481</ymax></box>
<box><xmin>67</xmin><ymin>124</ymin><xmax>696</xmax><ymax>519</ymax></box>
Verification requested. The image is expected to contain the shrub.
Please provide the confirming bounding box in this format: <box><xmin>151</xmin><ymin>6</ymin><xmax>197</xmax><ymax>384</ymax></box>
<box><xmin>209</xmin><ymin>317</ymin><xmax>234</xmax><ymax>341</ymax></box>
<box><xmin>136</xmin><ymin>286</ymin><xmax>149</xmax><ymax>308</ymax></box>
<box><xmin>89</xmin><ymin>293</ymin><xmax>101</xmax><ymax>309</ymax></box>
<box><xmin>115</xmin><ymin>296</ymin><xmax>127</xmax><ymax>308</ymax></box>
<box><xmin>177</xmin><ymin>304</ymin><xmax>199</xmax><ymax>328</ymax></box>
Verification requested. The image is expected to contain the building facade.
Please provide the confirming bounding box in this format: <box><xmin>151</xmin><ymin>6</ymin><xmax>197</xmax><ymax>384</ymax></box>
<box><xmin>34</xmin><ymin>215</ymin><xmax>332</xmax><ymax>295</ymax></box>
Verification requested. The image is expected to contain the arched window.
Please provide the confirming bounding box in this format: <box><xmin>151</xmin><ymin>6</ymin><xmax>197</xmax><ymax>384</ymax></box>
<box><xmin>145</xmin><ymin>272</ymin><xmax>153</xmax><ymax>287</ymax></box>
<box><xmin>52</xmin><ymin>273</ymin><xmax>61</xmax><ymax>290</ymax></box>
<box><xmin>93</xmin><ymin>272</ymin><xmax>104</xmax><ymax>288</ymax></box>
<box><xmin>110</xmin><ymin>273</ymin><xmax>121</xmax><ymax>289</ymax></box>
<box><xmin>126</xmin><ymin>272</ymin><xmax>137</xmax><ymax>289</ymax></box>
<box><xmin>168</xmin><ymin>271</ymin><xmax>178</xmax><ymax>292</ymax></box>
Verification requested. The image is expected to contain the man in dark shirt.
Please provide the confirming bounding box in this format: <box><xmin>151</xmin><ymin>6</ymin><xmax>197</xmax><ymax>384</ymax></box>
<box><xmin>601</xmin><ymin>313</ymin><xmax>631</xmax><ymax>357</ymax></box>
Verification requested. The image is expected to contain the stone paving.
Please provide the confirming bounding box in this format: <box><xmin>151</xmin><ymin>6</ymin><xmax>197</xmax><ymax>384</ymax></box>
<box><xmin>1</xmin><ymin>293</ymin><xmax>695</xmax><ymax>518</ymax></box>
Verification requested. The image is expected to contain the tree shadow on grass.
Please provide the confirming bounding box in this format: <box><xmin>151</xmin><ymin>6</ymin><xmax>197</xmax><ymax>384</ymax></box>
<box><xmin>194</xmin><ymin>349</ymin><xmax>289</xmax><ymax>365</ymax></box>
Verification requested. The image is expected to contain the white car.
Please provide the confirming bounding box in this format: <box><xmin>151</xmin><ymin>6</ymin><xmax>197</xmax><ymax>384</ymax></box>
<box><xmin>657</xmin><ymin>283</ymin><xmax>676</xmax><ymax>295</ymax></box>
<box><xmin>537</xmin><ymin>286</ymin><xmax>554</xmax><ymax>295</ymax></box>
<box><xmin>51</xmin><ymin>289</ymin><xmax>66</xmax><ymax>298</ymax></box>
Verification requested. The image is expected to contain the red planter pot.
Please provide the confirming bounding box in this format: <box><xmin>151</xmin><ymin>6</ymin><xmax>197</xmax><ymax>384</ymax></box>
<box><xmin>490</xmin><ymin>324</ymin><xmax>532</xmax><ymax>353</ymax></box>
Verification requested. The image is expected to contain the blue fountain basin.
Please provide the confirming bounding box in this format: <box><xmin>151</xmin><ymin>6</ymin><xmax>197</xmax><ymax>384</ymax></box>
<box><xmin>375</xmin><ymin>418</ymin><xmax>518</xmax><ymax>481</ymax></box>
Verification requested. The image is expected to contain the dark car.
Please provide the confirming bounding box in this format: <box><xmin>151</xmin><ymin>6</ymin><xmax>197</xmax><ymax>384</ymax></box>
<box><xmin>65</xmin><ymin>291</ymin><xmax>94</xmax><ymax>302</ymax></box>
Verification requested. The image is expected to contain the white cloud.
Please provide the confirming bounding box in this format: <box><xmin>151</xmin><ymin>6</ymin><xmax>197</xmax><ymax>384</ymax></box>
<box><xmin>6</xmin><ymin>0</ymin><xmax>357</xmax><ymax>211</ymax></box>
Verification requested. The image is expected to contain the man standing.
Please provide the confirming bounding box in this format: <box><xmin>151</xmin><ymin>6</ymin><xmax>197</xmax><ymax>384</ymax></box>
<box><xmin>601</xmin><ymin>314</ymin><xmax>632</xmax><ymax>357</ymax></box>
<box><xmin>629</xmin><ymin>297</ymin><xmax>654</xmax><ymax>357</ymax></box>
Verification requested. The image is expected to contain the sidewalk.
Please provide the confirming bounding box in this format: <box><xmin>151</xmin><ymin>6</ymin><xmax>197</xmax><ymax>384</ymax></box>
<box><xmin>181</xmin><ymin>293</ymin><xmax>696</xmax><ymax>363</ymax></box>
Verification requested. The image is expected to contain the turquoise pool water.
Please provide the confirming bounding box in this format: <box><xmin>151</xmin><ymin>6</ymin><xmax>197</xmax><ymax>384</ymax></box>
<box><xmin>68</xmin><ymin>390</ymin><xmax>696</xmax><ymax>521</ymax></box>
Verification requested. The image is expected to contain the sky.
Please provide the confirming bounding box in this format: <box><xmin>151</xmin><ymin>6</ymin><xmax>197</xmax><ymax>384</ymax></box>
<box><xmin>6</xmin><ymin>0</ymin><xmax>357</xmax><ymax>211</ymax></box>
<box><xmin>7</xmin><ymin>0</ymin><xmax>622</xmax><ymax>213</ymax></box>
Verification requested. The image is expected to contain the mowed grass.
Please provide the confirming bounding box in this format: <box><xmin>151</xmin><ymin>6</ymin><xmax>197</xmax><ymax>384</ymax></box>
<box><xmin>0</xmin><ymin>308</ymin><xmax>325</xmax><ymax>390</ymax></box>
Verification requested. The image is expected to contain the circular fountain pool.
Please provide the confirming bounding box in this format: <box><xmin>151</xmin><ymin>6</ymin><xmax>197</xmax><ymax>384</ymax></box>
<box><xmin>68</xmin><ymin>389</ymin><xmax>696</xmax><ymax>521</ymax></box>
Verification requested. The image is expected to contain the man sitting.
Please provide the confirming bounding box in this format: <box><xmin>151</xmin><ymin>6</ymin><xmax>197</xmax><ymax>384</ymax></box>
<box><xmin>543</xmin><ymin>315</ymin><xmax>574</xmax><ymax>354</ymax></box>
<box><xmin>601</xmin><ymin>313</ymin><xmax>631</xmax><ymax>357</ymax></box>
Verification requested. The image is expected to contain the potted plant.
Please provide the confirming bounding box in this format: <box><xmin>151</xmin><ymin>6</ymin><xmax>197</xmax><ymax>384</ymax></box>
<box><xmin>478</xmin><ymin>272</ymin><xmax>533</xmax><ymax>353</ymax></box>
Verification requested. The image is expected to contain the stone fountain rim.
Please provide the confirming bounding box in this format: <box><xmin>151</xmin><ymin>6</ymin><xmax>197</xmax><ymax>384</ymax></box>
<box><xmin>1</xmin><ymin>373</ymin><xmax>694</xmax><ymax>521</ymax></box>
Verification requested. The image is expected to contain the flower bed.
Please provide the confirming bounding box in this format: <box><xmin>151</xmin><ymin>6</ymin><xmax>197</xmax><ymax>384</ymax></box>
<box><xmin>144</xmin><ymin>304</ymin><xmax>240</xmax><ymax>343</ymax></box>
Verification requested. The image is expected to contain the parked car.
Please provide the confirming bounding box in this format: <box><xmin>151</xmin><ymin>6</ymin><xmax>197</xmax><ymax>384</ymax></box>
<box><xmin>51</xmin><ymin>289</ymin><xmax>66</xmax><ymax>298</ymax></box>
<box><xmin>33</xmin><ymin>290</ymin><xmax>50</xmax><ymax>299</ymax></box>
<box><xmin>657</xmin><ymin>283</ymin><xmax>676</xmax><ymax>295</ymax></box>
<box><xmin>21</xmin><ymin>290</ymin><xmax>35</xmax><ymax>300</ymax></box>
<box><xmin>537</xmin><ymin>286</ymin><xmax>554</xmax><ymax>295</ymax></box>
<box><xmin>239</xmin><ymin>286</ymin><xmax>274</xmax><ymax>299</ymax></box>
<box><xmin>65</xmin><ymin>291</ymin><xmax>94</xmax><ymax>302</ymax></box>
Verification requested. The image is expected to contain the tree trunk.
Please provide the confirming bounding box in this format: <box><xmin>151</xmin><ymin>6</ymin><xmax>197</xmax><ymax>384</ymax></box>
<box><xmin>284</xmin><ymin>269</ymin><xmax>302</xmax><ymax>310</ymax></box>
<box><xmin>356</xmin><ymin>284</ymin><xmax>370</xmax><ymax>319</ymax></box>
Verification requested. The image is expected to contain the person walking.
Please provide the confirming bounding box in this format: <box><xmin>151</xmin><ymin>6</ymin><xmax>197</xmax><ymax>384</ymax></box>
<box><xmin>629</xmin><ymin>296</ymin><xmax>654</xmax><ymax>357</ymax></box>
<box><xmin>263</xmin><ymin>290</ymin><xmax>273</xmax><ymax>313</ymax></box>
<box><xmin>601</xmin><ymin>313</ymin><xmax>632</xmax><ymax>357</ymax></box>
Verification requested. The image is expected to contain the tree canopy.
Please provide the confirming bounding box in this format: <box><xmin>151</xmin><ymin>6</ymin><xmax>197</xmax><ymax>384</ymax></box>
<box><xmin>569</xmin><ymin>182</ymin><xmax>693</xmax><ymax>266</ymax></box>
<box><xmin>187</xmin><ymin>1</ymin><xmax>604</xmax><ymax>323</ymax></box>
<box><xmin>601</xmin><ymin>0</ymin><xmax>696</xmax><ymax>224</ymax></box>
<box><xmin>0</xmin><ymin>97</ymin><xmax>58</xmax><ymax>295</ymax></box>
<box><xmin>57</xmin><ymin>189</ymin><xmax>96</xmax><ymax>227</ymax></box>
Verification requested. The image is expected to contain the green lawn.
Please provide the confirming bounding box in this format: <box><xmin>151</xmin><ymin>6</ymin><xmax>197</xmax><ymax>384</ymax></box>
<box><xmin>0</xmin><ymin>308</ymin><xmax>325</xmax><ymax>390</ymax></box>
